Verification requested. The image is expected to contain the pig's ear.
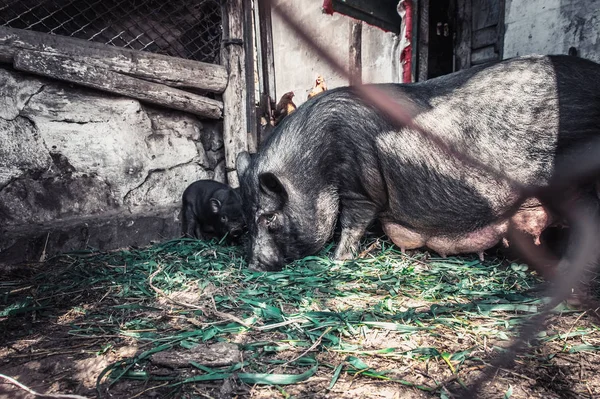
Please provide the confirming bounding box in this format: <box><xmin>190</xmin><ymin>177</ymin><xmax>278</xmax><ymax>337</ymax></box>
<box><xmin>209</xmin><ymin>198</ymin><xmax>222</xmax><ymax>213</ymax></box>
<box><xmin>236</xmin><ymin>151</ymin><xmax>251</xmax><ymax>179</ymax></box>
<box><xmin>259</xmin><ymin>172</ymin><xmax>288</xmax><ymax>203</ymax></box>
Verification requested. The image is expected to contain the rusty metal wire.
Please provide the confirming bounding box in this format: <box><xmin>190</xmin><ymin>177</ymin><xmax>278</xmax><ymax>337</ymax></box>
<box><xmin>265</xmin><ymin>0</ymin><xmax>600</xmax><ymax>396</ymax></box>
<box><xmin>0</xmin><ymin>0</ymin><xmax>222</xmax><ymax>64</ymax></box>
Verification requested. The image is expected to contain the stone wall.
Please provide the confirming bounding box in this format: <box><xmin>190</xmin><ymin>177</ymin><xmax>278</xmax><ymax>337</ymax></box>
<box><xmin>0</xmin><ymin>66</ymin><xmax>225</xmax><ymax>264</ymax></box>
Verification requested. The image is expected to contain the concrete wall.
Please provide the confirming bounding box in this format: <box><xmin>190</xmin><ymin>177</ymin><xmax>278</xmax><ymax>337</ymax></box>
<box><xmin>504</xmin><ymin>0</ymin><xmax>600</xmax><ymax>63</ymax></box>
<box><xmin>270</xmin><ymin>0</ymin><xmax>401</xmax><ymax>107</ymax></box>
<box><xmin>0</xmin><ymin>67</ymin><xmax>225</xmax><ymax>264</ymax></box>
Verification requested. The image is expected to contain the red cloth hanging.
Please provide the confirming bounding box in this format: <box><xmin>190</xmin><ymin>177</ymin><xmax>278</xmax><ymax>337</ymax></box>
<box><xmin>398</xmin><ymin>0</ymin><xmax>413</xmax><ymax>82</ymax></box>
<box><xmin>322</xmin><ymin>0</ymin><xmax>334</xmax><ymax>15</ymax></box>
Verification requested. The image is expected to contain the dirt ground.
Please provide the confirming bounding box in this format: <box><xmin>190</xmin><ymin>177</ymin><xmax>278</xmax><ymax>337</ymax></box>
<box><xmin>1</xmin><ymin>245</ymin><xmax>599</xmax><ymax>399</ymax></box>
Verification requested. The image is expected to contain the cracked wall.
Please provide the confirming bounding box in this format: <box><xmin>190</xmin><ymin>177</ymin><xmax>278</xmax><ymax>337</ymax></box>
<box><xmin>270</xmin><ymin>0</ymin><xmax>401</xmax><ymax>108</ymax></box>
<box><xmin>504</xmin><ymin>0</ymin><xmax>600</xmax><ymax>63</ymax></box>
<box><xmin>0</xmin><ymin>66</ymin><xmax>225</xmax><ymax>264</ymax></box>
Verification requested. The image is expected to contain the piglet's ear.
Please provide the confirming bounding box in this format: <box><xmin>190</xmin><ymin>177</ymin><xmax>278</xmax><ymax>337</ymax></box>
<box><xmin>209</xmin><ymin>198</ymin><xmax>222</xmax><ymax>213</ymax></box>
<box><xmin>259</xmin><ymin>172</ymin><xmax>288</xmax><ymax>203</ymax></box>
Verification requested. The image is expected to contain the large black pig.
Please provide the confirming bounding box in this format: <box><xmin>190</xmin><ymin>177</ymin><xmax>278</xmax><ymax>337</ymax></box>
<box><xmin>181</xmin><ymin>180</ymin><xmax>245</xmax><ymax>241</ymax></box>
<box><xmin>236</xmin><ymin>55</ymin><xmax>600</xmax><ymax>271</ymax></box>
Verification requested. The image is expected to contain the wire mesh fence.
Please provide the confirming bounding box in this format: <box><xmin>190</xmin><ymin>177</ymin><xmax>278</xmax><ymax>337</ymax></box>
<box><xmin>0</xmin><ymin>0</ymin><xmax>223</xmax><ymax>64</ymax></box>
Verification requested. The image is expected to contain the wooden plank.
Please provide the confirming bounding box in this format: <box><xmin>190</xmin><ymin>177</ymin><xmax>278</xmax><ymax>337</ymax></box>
<box><xmin>496</xmin><ymin>0</ymin><xmax>506</xmax><ymax>59</ymax></box>
<box><xmin>472</xmin><ymin>0</ymin><xmax>500</xmax><ymax>31</ymax></box>
<box><xmin>455</xmin><ymin>0</ymin><xmax>472</xmax><ymax>71</ymax></box>
<box><xmin>257</xmin><ymin>0</ymin><xmax>277</xmax><ymax>104</ymax></box>
<box><xmin>470</xmin><ymin>45</ymin><xmax>498</xmax><ymax>65</ymax></box>
<box><xmin>243</xmin><ymin>0</ymin><xmax>257</xmax><ymax>153</ymax></box>
<box><xmin>222</xmin><ymin>0</ymin><xmax>249</xmax><ymax>187</ymax></box>
<box><xmin>417</xmin><ymin>0</ymin><xmax>429</xmax><ymax>81</ymax></box>
<box><xmin>0</xmin><ymin>26</ymin><xmax>228</xmax><ymax>93</ymax></box>
<box><xmin>472</xmin><ymin>25</ymin><xmax>497</xmax><ymax>49</ymax></box>
<box><xmin>13</xmin><ymin>50</ymin><xmax>223</xmax><ymax>119</ymax></box>
<box><xmin>349</xmin><ymin>20</ymin><xmax>362</xmax><ymax>85</ymax></box>
<box><xmin>256</xmin><ymin>0</ymin><xmax>277</xmax><ymax>146</ymax></box>
<box><xmin>410</xmin><ymin>0</ymin><xmax>419</xmax><ymax>82</ymax></box>
<box><xmin>332</xmin><ymin>0</ymin><xmax>402</xmax><ymax>34</ymax></box>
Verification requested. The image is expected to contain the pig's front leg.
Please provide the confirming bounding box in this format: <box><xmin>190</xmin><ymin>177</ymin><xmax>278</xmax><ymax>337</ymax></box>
<box><xmin>333</xmin><ymin>200</ymin><xmax>378</xmax><ymax>261</ymax></box>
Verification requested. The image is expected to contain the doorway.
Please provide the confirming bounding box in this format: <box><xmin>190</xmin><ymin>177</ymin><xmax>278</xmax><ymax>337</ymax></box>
<box><xmin>426</xmin><ymin>0</ymin><xmax>455</xmax><ymax>79</ymax></box>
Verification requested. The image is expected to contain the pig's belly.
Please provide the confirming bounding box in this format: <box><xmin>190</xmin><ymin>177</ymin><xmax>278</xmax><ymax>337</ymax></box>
<box><xmin>381</xmin><ymin>198</ymin><xmax>554</xmax><ymax>260</ymax></box>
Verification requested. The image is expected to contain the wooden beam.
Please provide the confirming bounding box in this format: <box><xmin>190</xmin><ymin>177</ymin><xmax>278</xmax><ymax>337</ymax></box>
<box><xmin>470</xmin><ymin>45</ymin><xmax>497</xmax><ymax>64</ymax></box>
<box><xmin>496</xmin><ymin>0</ymin><xmax>506</xmax><ymax>60</ymax></box>
<box><xmin>13</xmin><ymin>50</ymin><xmax>223</xmax><ymax>119</ymax></box>
<box><xmin>349</xmin><ymin>20</ymin><xmax>362</xmax><ymax>85</ymax></box>
<box><xmin>257</xmin><ymin>0</ymin><xmax>277</xmax><ymax>102</ymax></box>
<box><xmin>222</xmin><ymin>0</ymin><xmax>249</xmax><ymax>187</ymax></box>
<box><xmin>0</xmin><ymin>26</ymin><xmax>228</xmax><ymax>93</ymax></box>
<box><xmin>472</xmin><ymin>25</ymin><xmax>497</xmax><ymax>49</ymax></box>
<box><xmin>417</xmin><ymin>0</ymin><xmax>429</xmax><ymax>81</ymax></box>
<box><xmin>471</xmin><ymin>0</ymin><xmax>500</xmax><ymax>31</ymax></box>
<box><xmin>243</xmin><ymin>0</ymin><xmax>258</xmax><ymax>153</ymax></box>
<box><xmin>332</xmin><ymin>0</ymin><xmax>402</xmax><ymax>34</ymax></box>
<box><xmin>410</xmin><ymin>0</ymin><xmax>419</xmax><ymax>82</ymax></box>
<box><xmin>455</xmin><ymin>0</ymin><xmax>472</xmax><ymax>71</ymax></box>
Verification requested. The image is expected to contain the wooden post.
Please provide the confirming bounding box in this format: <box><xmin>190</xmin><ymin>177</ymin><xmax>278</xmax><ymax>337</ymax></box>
<box><xmin>0</xmin><ymin>26</ymin><xmax>228</xmax><ymax>93</ymax></box>
<box><xmin>417</xmin><ymin>0</ymin><xmax>429</xmax><ymax>81</ymax></box>
<box><xmin>256</xmin><ymin>0</ymin><xmax>277</xmax><ymax>146</ymax></box>
<box><xmin>222</xmin><ymin>0</ymin><xmax>249</xmax><ymax>187</ymax></box>
<box><xmin>411</xmin><ymin>0</ymin><xmax>420</xmax><ymax>82</ymax></box>
<box><xmin>257</xmin><ymin>0</ymin><xmax>277</xmax><ymax>104</ymax></box>
<box><xmin>13</xmin><ymin>50</ymin><xmax>223</xmax><ymax>119</ymax></box>
<box><xmin>349</xmin><ymin>20</ymin><xmax>362</xmax><ymax>86</ymax></box>
<box><xmin>243</xmin><ymin>0</ymin><xmax>258</xmax><ymax>153</ymax></box>
<box><xmin>496</xmin><ymin>0</ymin><xmax>505</xmax><ymax>60</ymax></box>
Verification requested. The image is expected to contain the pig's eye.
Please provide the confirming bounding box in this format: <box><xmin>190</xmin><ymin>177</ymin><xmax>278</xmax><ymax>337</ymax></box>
<box><xmin>263</xmin><ymin>213</ymin><xmax>277</xmax><ymax>226</ymax></box>
<box><xmin>220</xmin><ymin>215</ymin><xmax>228</xmax><ymax>223</ymax></box>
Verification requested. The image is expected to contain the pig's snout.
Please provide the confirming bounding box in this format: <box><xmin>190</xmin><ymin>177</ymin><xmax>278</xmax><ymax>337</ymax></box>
<box><xmin>247</xmin><ymin>251</ymin><xmax>283</xmax><ymax>272</ymax></box>
<box><xmin>230</xmin><ymin>227</ymin><xmax>244</xmax><ymax>237</ymax></box>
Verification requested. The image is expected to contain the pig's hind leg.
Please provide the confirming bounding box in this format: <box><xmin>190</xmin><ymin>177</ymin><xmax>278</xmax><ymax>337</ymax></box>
<box><xmin>333</xmin><ymin>199</ymin><xmax>378</xmax><ymax>261</ymax></box>
<box><xmin>181</xmin><ymin>205</ymin><xmax>201</xmax><ymax>239</ymax></box>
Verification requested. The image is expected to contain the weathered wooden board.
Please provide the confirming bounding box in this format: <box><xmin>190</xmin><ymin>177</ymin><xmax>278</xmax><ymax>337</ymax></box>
<box><xmin>256</xmin><ymin>0</ymin><xmax>277</xmax><ymax>146</ymax></box>
<box><xmin>455</xmin><ymin>0</ymin><xmax>473</xmax><ymax>71</ymax></box>
<box><xmin>13</xmin><ymin>50</ymin><xmax>223</xmax><ymax>119</ymax></box>
<box><xmin>243</xmin><ymin>0</ymin><xmax>258</xmax><ymax>153</ymax></box>
<box><xmin>472</xmin><ymin>0</ymin><xmax>500</xmax><ymax>31</ymax></box>
<box><xmin>221</xmin><ymin>0</ymin><xmax>249</xmax><ymax>187</ymax></box>
<box><xmin>471</xmin><ymin>45</ymin><xmax>498</xmax><ymax>65</ymax></box>
<box><xmin>472</xmin><ymin>25</ymin><xmax>498</xmax><ymax>50</ymax></box>
<box><xmin>0</xmin><ymin>26</ymin><xmax>228</xmax><ymax>93</ymax></box>
<box><xmin>417</xmin><ymin>0</ymin><xmax>429</xmax><ymax>82</ymax></box>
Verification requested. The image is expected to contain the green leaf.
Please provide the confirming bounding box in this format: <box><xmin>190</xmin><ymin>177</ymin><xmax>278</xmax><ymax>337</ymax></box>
<box><xmin>346</xmin><ymin>356</ymin><xmax>369</xmax><ymax>370</ymax></box>
<box><xmin>189</xmin><ymin>362</ymin><xmax>215</xmax><ymax>373</ymax></box>
<box><xmin>362</xmin><ymin>321</ymin><xmax>430</xmax><ymax>332</ymax></box>
<box><xmin>238</xmin><ymin>364</ymin><xmax>319</xmax><ymax>385</ymax></box>
<box><xmin>328</xmin><ymin>364</ymin><xmax>343</xmax><ymax>390</ymax></box>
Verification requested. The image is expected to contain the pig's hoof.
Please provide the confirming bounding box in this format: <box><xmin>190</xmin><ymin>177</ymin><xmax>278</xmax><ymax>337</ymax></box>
<box><xmin>333</xmin><ymin>256</ymin><xmax>352</xmax><ymax>265</ymax></box>
<box><xmin>246</xmin><ymin>261</ymin><xmax>269</xmax><ymax>272</ymax></box>
<box><xmin>333</xmin><ymin>248</ymin><xmax>354</xmax><ymax>262</ymax></box>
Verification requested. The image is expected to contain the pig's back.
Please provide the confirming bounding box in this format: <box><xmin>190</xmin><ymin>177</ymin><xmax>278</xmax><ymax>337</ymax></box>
<box><xmin>378</xmin><ymin>55</ymin><xmax>600</xmax><ymax>234</ymax></box>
